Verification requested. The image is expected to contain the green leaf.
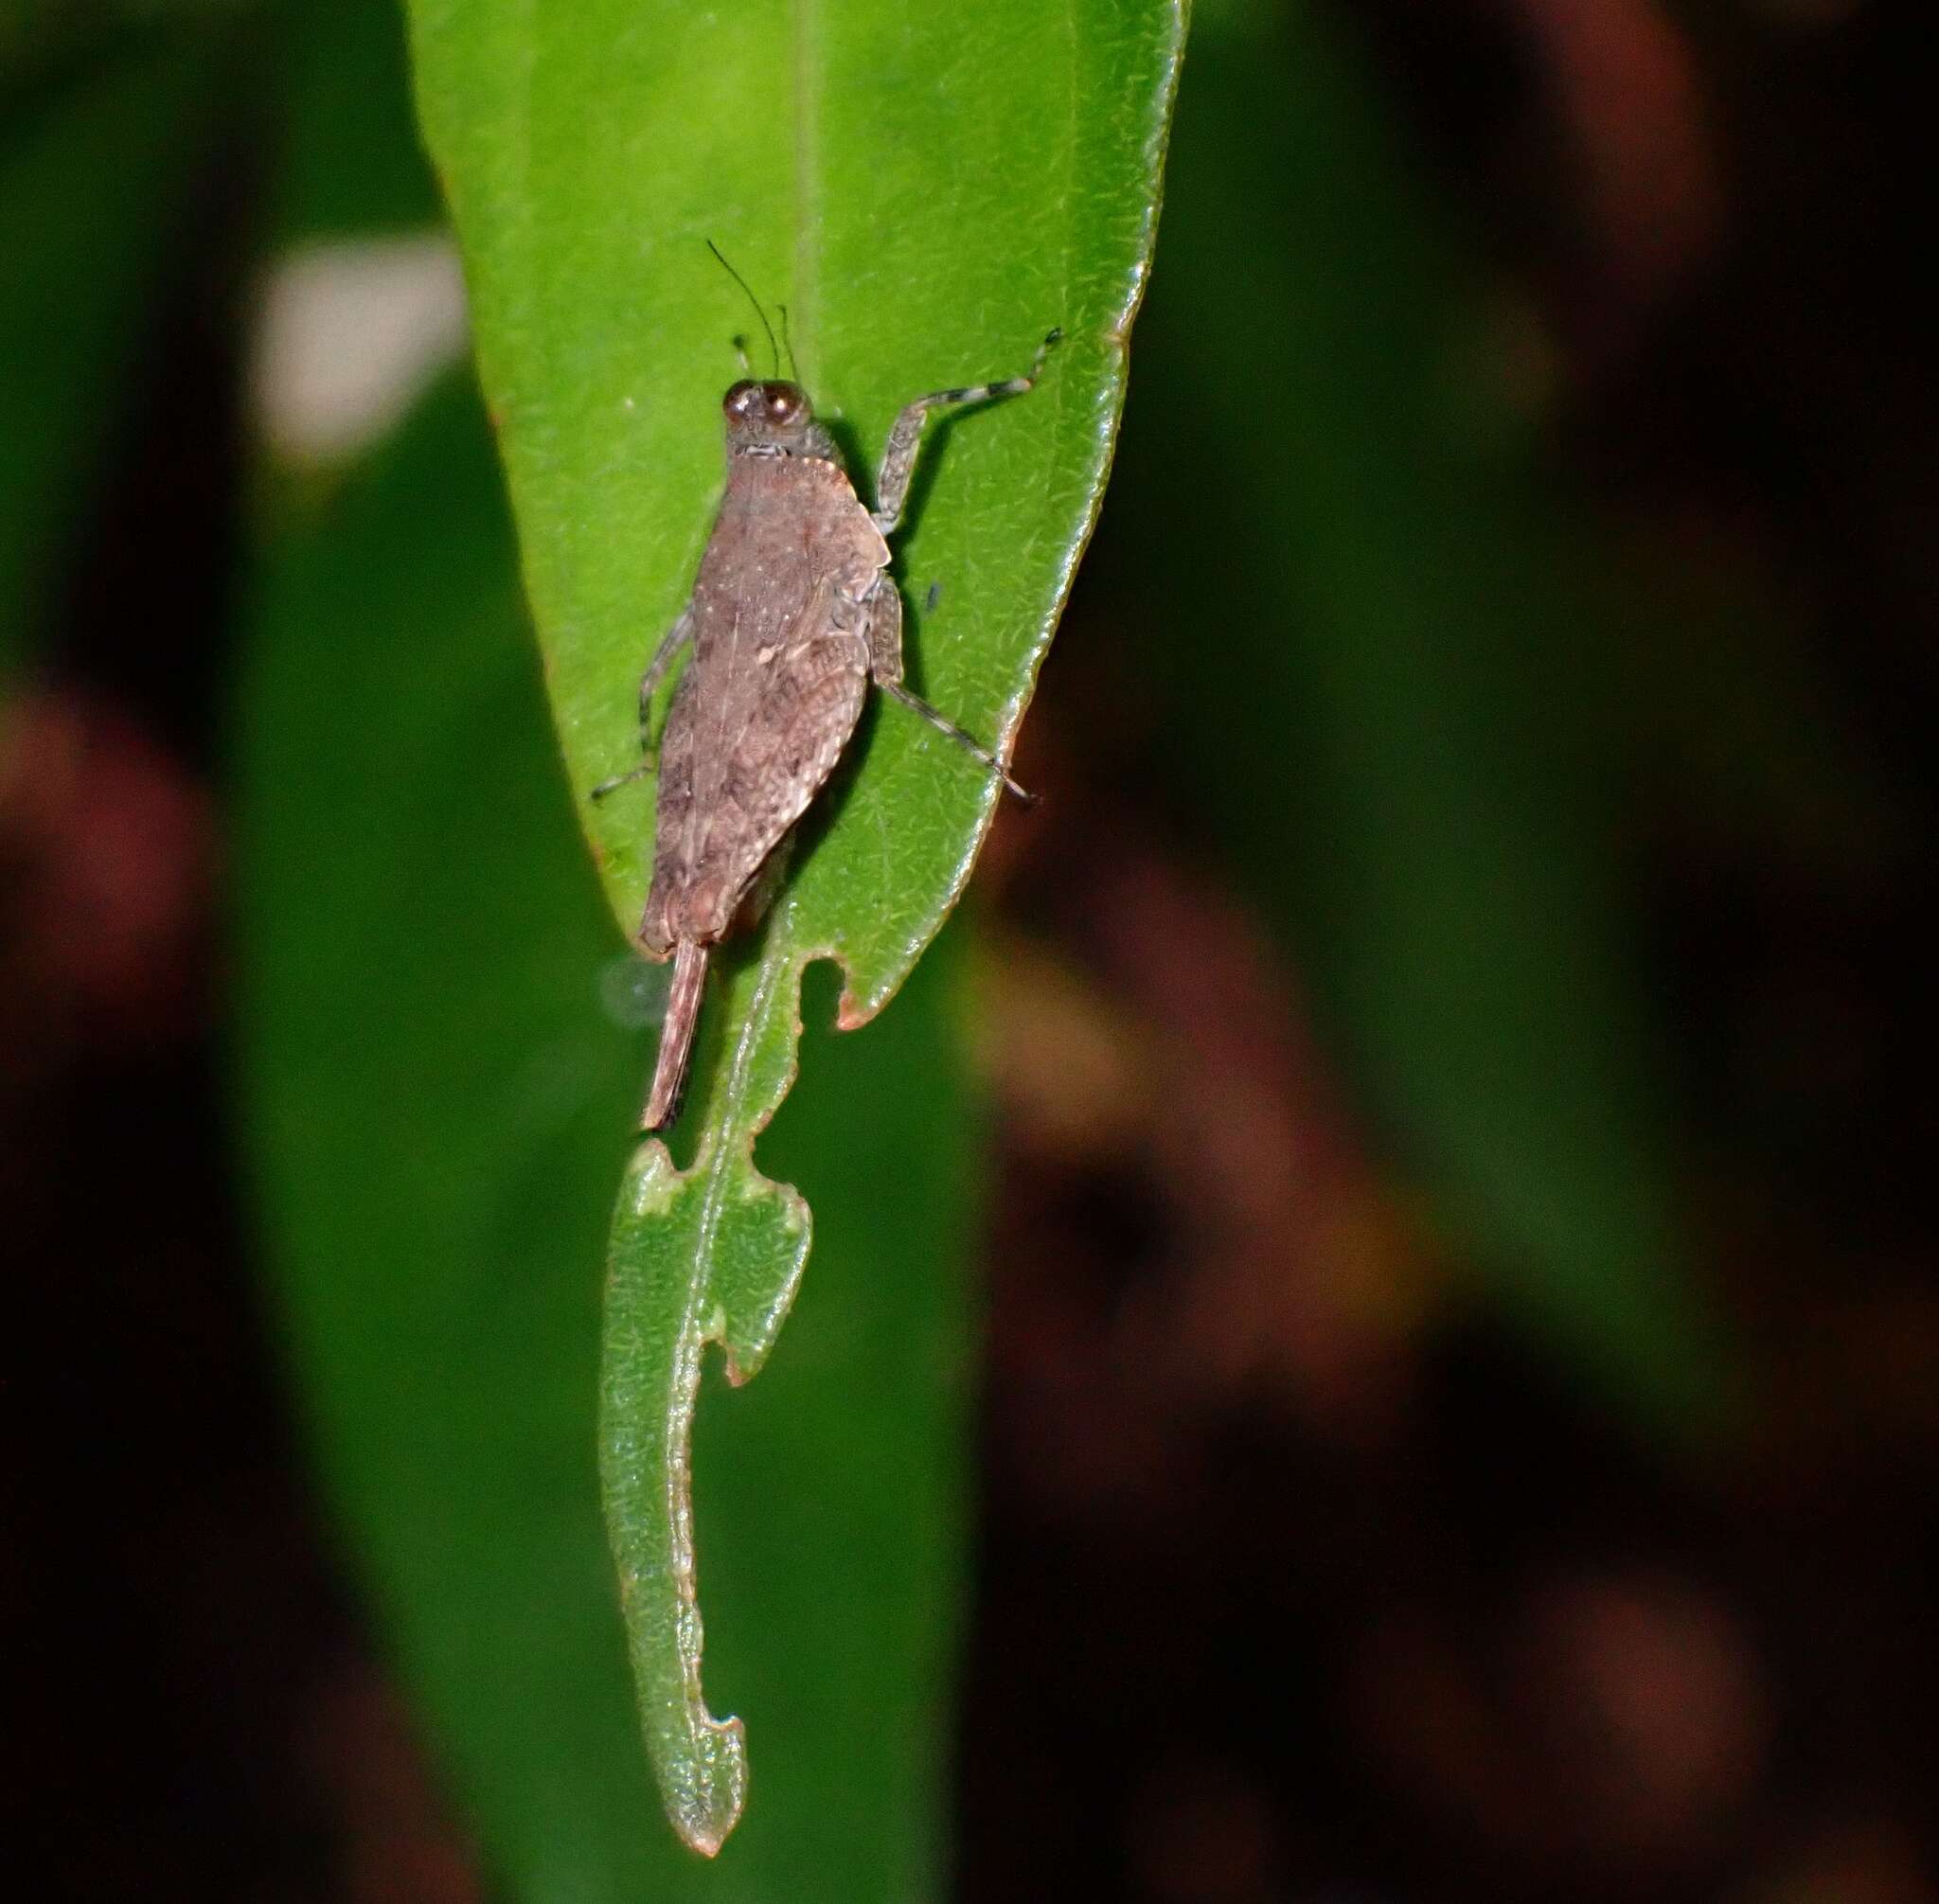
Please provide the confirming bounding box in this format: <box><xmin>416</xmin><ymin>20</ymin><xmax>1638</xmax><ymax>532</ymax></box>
<box><xmin>0</xmin><ymin>33</ymin><xmax>220</xmax><ymax>675</ymax></box>
<box><xmin>402</xmin><ymin>0</ymin><xmax>1186</xmax><ymax>1849</ymax></box>
<box><xmin>404</xmin><ymin>0</ymin><xmax>1186</xmax><ymax>985</ymax></box>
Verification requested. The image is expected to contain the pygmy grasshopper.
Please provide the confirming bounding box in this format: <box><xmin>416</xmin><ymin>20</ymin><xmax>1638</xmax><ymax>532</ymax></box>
<box><xmin>596</xmin><ymin>284</ymin><xmax>1058</xmax><ymax>1130</ymax></box>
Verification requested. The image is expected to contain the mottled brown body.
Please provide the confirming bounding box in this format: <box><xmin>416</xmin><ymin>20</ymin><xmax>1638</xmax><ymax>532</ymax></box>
<box><xmin>601</xmin><ymin>336</ymin><xmax>1058</xmax><ymax>1130</ymax></box>
<box><xmin>639</xmin><ymin>454</ymin><xmax>883</xmax><ymax>962</ymax></box>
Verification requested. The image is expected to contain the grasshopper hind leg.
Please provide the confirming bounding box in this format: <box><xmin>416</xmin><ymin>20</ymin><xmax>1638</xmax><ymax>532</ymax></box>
<box><xmin>863</xmin><ymin>583</ymin><xmax>1035</xmax><ymax>805</ymax></box>
<box><xmin>644</xmin><ymin>938</ymin><xmax>708</xmax><ymax>1130</ymax></box>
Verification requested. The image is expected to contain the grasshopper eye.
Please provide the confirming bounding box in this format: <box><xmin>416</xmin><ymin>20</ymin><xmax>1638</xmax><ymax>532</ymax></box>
<box><xmin>724</xmin><ymin>381</ymin><xmax>759</xmax><ymax>417</ymax></box>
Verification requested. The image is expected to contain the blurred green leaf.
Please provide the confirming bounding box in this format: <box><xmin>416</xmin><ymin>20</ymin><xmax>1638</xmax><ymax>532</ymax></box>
<box><xmin>0</xmin><ymin>33</ymin><xmax>218</xmax><ymax>675</ymax></box>
<box><xmin>240</xmin><ymin>374</ymin><xmax>984</xmax><ymax>1897</ymax></box>
<box><xmin>272</xmin><ymin>0</ymin><xmax>441</xmax><ymax>238</ymax></box>
<box><xmin>240</xmin><ymin>375</ymin><xmax>658</xmax><ymax>1898</ymax></box>
<box><xmin>1111</xmin><ymin>0</ymin><xmax>1726</xmax><ymax>1431</ymax></box>
<box><xmin>401</xmin><ymin>0</ymin><xmax>1186</xmax><ymax>1846</ymax></box>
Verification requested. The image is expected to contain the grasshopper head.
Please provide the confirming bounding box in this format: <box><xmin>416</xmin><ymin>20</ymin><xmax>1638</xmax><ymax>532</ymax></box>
<box><xmin>723</xmin><ymin>379</ymin><xmax>814</xmax><ymax>454</ymax></box>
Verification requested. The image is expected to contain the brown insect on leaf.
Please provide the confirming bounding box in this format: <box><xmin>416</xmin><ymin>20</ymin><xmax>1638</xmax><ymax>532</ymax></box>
<box><xmin>595</xmin><ymin>254</ymin><xmax>1058</xmax><ymax>1129</ymax></box>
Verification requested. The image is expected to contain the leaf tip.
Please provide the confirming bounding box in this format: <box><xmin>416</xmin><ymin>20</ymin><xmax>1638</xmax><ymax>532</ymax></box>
<box><xmin>663</xmin><ymin>1712</ymin><xmax>748</xmax><ymax>1859</ymax></box>
<box><xmin>833</xmin><ymin>970</ymin><xmax>881</xmax><ymax>1033</ymax></box>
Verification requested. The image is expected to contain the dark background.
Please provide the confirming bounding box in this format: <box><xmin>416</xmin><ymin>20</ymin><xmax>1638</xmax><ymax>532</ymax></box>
<box><xmin>7</xmin><ymin>1</ymin><xmax>1937</xmax><ymax>1898</ymax></box>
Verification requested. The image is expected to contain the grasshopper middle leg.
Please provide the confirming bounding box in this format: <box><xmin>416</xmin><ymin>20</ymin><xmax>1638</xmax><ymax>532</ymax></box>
<box><xmin>591</xmin><ymin>603</ymin><xmax>695</xmax><ymax>800</ymax></box>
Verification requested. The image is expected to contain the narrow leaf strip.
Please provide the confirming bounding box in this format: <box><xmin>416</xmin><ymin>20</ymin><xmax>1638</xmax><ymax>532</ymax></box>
<box><xmin>600</xmin><ymin>934</ymin><xmax>811</xmax><ymax>1853</ymax></box>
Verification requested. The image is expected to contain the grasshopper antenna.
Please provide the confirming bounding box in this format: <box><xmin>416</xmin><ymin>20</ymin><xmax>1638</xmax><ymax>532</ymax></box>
<box><xmin>705</xmin><ymin>239</ymin><xmax>779</xmax><ymax>379</ymax></box>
